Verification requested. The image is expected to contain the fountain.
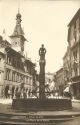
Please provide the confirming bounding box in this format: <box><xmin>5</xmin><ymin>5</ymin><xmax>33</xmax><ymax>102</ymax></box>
<box><xmin>12</xmin><ymin>44</ymin><xmax>72</xmax><ymax>111</ymax></box>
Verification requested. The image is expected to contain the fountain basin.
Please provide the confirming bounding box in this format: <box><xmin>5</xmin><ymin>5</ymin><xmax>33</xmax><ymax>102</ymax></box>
<box><xmin>12</xmin><ymin>98</ymin><xmax>72</xmax><ymax>111</ymax></box>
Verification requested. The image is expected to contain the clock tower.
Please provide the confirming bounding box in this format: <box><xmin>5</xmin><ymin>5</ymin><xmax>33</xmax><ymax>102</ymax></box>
<box><xmin>10</xmin><ymin>11</ymin><xmax>26</xmax><ymax>54</ymax></box>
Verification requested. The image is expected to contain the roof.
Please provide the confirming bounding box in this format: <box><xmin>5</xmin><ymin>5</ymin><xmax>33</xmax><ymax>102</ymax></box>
<box><xmin>56</xmin><ymin>67</ymin><xmax>63</xmax><ymax>75</ymax></box>
<box><xmin>68</xmin><ymin>8</ymin><xmax>80</xmax><ymax>26</ymax></box>
<box><xmin>5</xmin><ymin>46</ymin><xmax>24</xmax><ymax>57</ymax></box>
<box><xmin>10</xmin><ymin>25</ymin><xmax>24</xmax><ymax>37</ymax></box>
<box><xmin>5</xmin><ymin>46</ymin><xmax>35</xmax><ymax>66</ymax></box>
<box><xmin>0</xmin><ymin>39</ymin><xmax>11</xmax><ymax>47</ymax></box>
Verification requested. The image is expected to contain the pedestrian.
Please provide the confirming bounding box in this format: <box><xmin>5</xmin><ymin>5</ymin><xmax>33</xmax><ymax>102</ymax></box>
<box><xmin>8</xmin><ymin>89</ymin><xmax>11</xmax><ymax>98</ymax></box>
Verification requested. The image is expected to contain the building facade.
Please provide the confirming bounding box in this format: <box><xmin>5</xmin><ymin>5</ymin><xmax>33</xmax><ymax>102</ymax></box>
<box><xmin>0</xmin><ymin>12</ymin><xmax>36</xmax><ymax>98</ymax></box>
<box><xmin>63</xmin><ymin>46</ymin><xmax>71</xmax><ymax>85</ymax></box>
<box><xmin>67</xmin><ymin>9</ymin><xmax>80</xmax><ymax>99</ymax></box>
<box><xmin>45</xmin><ymin>72</ymin><xmax>55</xmax><ymax>95</ymax></box>
<box><xmin>53</xmin><ymin>68</ymin><xmax>64</xmax><ymax>96</ymax></box>
<box><xmin>45</xmin><ymin>72</ymin><xmax>54</xmax><ymax>83</ymax></box>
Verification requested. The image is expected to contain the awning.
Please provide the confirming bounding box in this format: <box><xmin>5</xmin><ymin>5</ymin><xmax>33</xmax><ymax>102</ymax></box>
<box><xmin>63</xmin><ymin>87</ymin><xmax>69</xmax><ymax>92</ymax></box>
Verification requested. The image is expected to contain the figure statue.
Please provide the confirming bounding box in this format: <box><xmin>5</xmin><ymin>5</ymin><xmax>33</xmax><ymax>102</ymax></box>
<box><xmin>39</xmin><ymin>44</ymin><xmax>46</xmax><ymax>60</ymax></box>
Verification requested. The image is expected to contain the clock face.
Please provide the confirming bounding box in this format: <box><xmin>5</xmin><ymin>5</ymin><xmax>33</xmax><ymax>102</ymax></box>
<box><xmin>11</xmin><ymin>37</ymin><xmax>20</xmax><ymax>46</ymax></box>
<box><xmin>15</xmin><ymin>38</ymin><xmax>20</xmax><ymax>46</ymax></box>
<box><xmin>11</xmin><ymin>37</ymin><xmax>25</xmax><ymax>52</ymax></box>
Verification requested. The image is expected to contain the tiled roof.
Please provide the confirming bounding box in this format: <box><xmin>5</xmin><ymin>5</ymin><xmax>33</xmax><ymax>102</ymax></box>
<box><xmin>10</xmin><ymin>24</ymin><xmax>24</xmax><ymax>37</ymax></box>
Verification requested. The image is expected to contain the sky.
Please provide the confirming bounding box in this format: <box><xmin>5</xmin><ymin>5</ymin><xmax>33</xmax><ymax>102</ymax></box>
<box><xmin>0</xmin><ymin>0</ymin><xmax>80</xmax><ymax>73</ymax></box>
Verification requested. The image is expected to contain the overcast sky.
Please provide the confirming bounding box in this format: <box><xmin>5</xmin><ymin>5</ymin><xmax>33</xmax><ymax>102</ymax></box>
<box><xmin>0</xmin><ymin>0</ymin><xmax>80</xmax><ymax>73</ymax></box>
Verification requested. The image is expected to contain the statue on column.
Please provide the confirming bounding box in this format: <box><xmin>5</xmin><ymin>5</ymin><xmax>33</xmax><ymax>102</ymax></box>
<box><xmin>39</xmin><ymin>44</ymin><xmax>46</xmax><ymax>100</ymax></box>
<box><xmin>39</xmin><ymin>44</ymin><xmax>46</xmax><ymax>60</ymax></box>
<box><xmin>39</xmin><ymin>44</ymin><xmax>46</xmax><ymax>72</ymax></box>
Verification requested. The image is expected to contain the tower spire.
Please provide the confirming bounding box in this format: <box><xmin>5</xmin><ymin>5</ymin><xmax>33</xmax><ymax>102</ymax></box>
<box><xmin>9</xmin><ymin>0</ymin><xmax>26</xmax><ymax>54</ymax></box>
<box><xmin>18</xmin><ymin>0</ymin><xmax>20</xmax><ymax>14</ymax></box>
<box><xmin>18</xmin><ymin>7</ymin><xmax>19</xmax><ymax>14</ymax></box>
